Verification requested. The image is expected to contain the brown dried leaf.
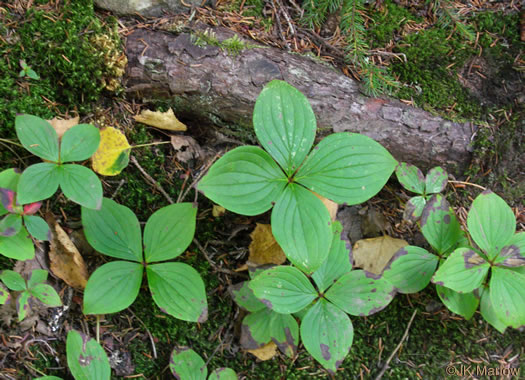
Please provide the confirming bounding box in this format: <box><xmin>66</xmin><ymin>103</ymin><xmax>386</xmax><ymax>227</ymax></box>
<box><xmin>248</xmin><ymin>223</ymin><xmax>286</xmax><ymax>266</ymax></box>
<box><xmin>246</xmin><ymin>341</ymin><xmax>277</xmax><ymax>360</ymax></box>
<box><xmin>313</xmin><ymin>192</ymin><xmax>338</xmax><ymax>221</ymax></box>
<box><xmin>353</xmin><ymin>235</ymin><xmax>408</xmax><ymax>275</ymax></box>
<box><xmin>134</xmin><ymin>108</ymin><xmax>187</xmax><ymax>131</ymax></box>
<box><xmin>47</xmin><ymin>116</ymin><xmax>80</xmax><ymax>139</ymax></box>
<box><xmin>170</xmin><ymin>135</ymin><xmax>204</xmax><ymax>163</ymax></box>
<box><xmin>46</xmin><ymin>213</ymin><xmax>88</xmax><ymax>289</ymax></box>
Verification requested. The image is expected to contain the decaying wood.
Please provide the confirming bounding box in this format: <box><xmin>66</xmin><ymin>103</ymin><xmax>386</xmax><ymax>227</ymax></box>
<box><xmin>125</xmin><ymin>27</ymin><xmax>476</xmax><ymax>172</ymax></box>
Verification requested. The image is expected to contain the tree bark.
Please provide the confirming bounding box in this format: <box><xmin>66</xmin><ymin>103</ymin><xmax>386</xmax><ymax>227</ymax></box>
<box><xmin>124</xmin><ymin>27</ymin><xmax>475</xmax><ymax>173</ymax></box>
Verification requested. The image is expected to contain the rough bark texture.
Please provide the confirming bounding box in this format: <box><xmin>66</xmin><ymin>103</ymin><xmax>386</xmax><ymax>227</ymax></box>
<box><xmin>125</xmin><ymin>28</ymin><xmax>476</xmax><ymax>172</ymax></box>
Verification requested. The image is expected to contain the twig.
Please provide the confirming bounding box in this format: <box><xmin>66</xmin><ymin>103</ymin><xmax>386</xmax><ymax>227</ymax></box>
<box><xmin>128</xmin><ymin>308</ymin><xmax>158</xmax><ymax>359</ymax></box>
<box><xmin>374</xmin><ymin>309</ymin><xmax>418</xmax><ymax>380</ymax></box>
<box><xmin>193</xmin><ymin>238</ymin><xmax>246</xmax><ymax>277</ymax></box>
<box><xmin>130</xmin><ymin>155</ymin><xmax>174</xmax><ymax>204</ymax></box>
<box><xmin>448</xmin><ymin>180</ymin><xmax>486</xmax><ymax>191</ymax></box>
<box><xmin>177</xmin><ymin>153</ymin><xmax>219</xmax><ymax>203</ymax></box>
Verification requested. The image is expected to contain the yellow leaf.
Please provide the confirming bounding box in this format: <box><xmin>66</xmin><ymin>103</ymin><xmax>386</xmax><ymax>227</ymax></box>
<box><xmin>248</xmin><ymin>223</ymin><xmax>286</xmax><ymax>265</ymax></box>
<box><xmin>212</xmin><ymin>205</ymin><xmax>226</xmax><ymax>217</ymax></box>
<box><xmin>313</xmin><ymin>192</ymin><xmax>338</xmax><ymax>221</ymax></box>
<box><xmin>47</xmin><ymin>116</ymin><xmax>80</xmax><ymax>139</ymax></box>
<box><xmin>246</xmin><ymin>341</ymin><xmax>277</xmax><ymax>360</ymax></box>
<box><xmin>353</xmin><ymin>235</ymin><xmax>408</xmax><ymax>275</ymax></box>
<box><xmin>133</xmin><ymin>108</ymin><xmax>187</xmax><ymax>131</ymax></box>
<box><xmin>46</xmin><ymin>213</ymin><xmax>88</xmax><ymax>290</ymax></box>
<box><xmin>91</xmin><ymin>127</ymin><xmax>131</xmax><ymax>176</ymax></box>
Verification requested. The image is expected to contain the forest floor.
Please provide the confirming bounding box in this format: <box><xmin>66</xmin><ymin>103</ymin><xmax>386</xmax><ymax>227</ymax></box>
<box><xmin>0</xmin><ymin>0</ymin><xmax>524</xmax><ymax>379</ymax></box>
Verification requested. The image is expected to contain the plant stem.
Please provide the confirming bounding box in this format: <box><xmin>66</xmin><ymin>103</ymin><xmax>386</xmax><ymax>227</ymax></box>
<box><xmin>0</xmin><ymin>137</ymin><xmax>24</xmax><ymax>148</ymax></box>
<box><xmin>96</xmin><ymin>314</ymin><xmax>100</xmax><ymax>343</ymax></box>
<box><xmin>131</xmin><ymin>141</ymin><xmax>171</xmax><ymax>149</ymax></box>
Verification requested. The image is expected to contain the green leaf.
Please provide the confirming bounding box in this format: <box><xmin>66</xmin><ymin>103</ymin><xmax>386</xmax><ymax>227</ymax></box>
<box><xmin>270</xmin><ymin>312</ymin><xmax>299</xmax><ymax>357</ymax></box>
<box><xmin>31</xmin><ymin>284</ymin><xmax>62</xmax><ymax>306</ymax></box>
<box><xmin>0</xmin><ymin>282</ymin><xmax>10</xmax><ymax>304</ymax></box>
<box><xmin>383</xmin><ymin>246</ymin><xmax>438</xmax><ymax>294</ymax></box>
<box><xmin>240</xmin><ymin>308</ymin><xmax>273</xmax><ymax>350</ymax></box>
<box><xmin>0</xmin><ymin>270</ymin><xmax>26</xmax><ymax>291</ymax></box>
<box><xmin>17</xmin><ymin>163</ymin><xmax>60</xmax><ymax>204</ymax></box>
<box><xmin>17</xmin><ymin>291</ymin><xmax>31</xmax><ymax>321</ymax></box>
<box><xmin>143</xmin><ymin>203</ymin><xmax>197</xmax><ymax>263</ymax></box>
<box><xmin>0</xmin><ymin>228</ymin><xmax>35</xmax><ymax>260</ymax></box>
<box><xmin>496</xmin><ymin>232</ymin><xmax>525</xmax><ymax>267</ymax></box>
<box><xmin>271</xmin><ymin>184</ymin><xmax>332</xmax><ymax>273</ymax></box>
<box><xmin>15</xmin><ymin>114</ymin><xmax>59</xmax><ymax>162</ymax></box>
<box><xmin>58</xmin><ymin>164</ymin><xmax>103</xmax><ymax>209</ymax></box>
<box><xmin>26</xmin><ymin>69</ymin><xmax>40</xmax><ymax>80</ymax></box>
<box><xmin>249</xmin><ymin>266</ymin><xmax>317</xmax><ymax>314</ymax></box>
<box><xmin>312</xmin><ymin>221</ymin><xmax>352</xmax><ymax>293</ymax></box>
<box><xmin>253</xmin><ymin>80</ymin><xmax>316</xmax><ymax>175</ymax></box>
<box><xmin>60</xmin><ymin>124</ymin><xmax>100</xmax><ymax>163</ymax></box>
<box><xmin>325</xmin><ymin>270</ymin><xmax>395</xmax><ymax>316</ymax></box>
<box><xmin>169</xmin><ymin>347</ymin><xmax>207</xmax><ymax>380</ymax></box>
<box><xmin>436</xmin><ymin>285</ymin><xmax>479</xmax><ymax>320</ymax></box>
<box><xmin>395</xmin><ymin>163</ymin><xmax>425</xmax><ymax>194</ymax></box>
<box><xmin>23</xmin><ymin>215</ymin><xmax>50</xmax><ymax>241</ymax></box>
<box><xmin>27</xmin><ymin>269</ymin><xmax>48</xmax><ymax>288</ymax></box>
<box><xmin>229</xmin><ymin>281</ymin><xmax>266</xmax><ymax>312</ymax></box>
<box><xmin>403</xmin><ymin>196</ymin><xmax>426</xmax><ymax>222</ymax></box>
<box><xmin>82</xmin><ymin>198</ymin><xmax>142</xmax><ymax>262</ymax></box>
<box><xmin>147</xmin><ymin>263</ymin><xmax>208</xmax><ymax>322</ymax></box>
<box><xmin>83</xmin><ymin>261</ymin><xmax>143</xmax><ymax>315</ymax></box>
<box><xmin>34</xmin><ymin>376</ymin><xmax>63</xmax><ymax>380</ymax></box>
<box><xmin>432</xmin><ymin>248</ymin><xmax>489</xmax><ymax>293</ymax></box>
<box><xmin>296</xmin><ymin>133</ymin><xmax>397</xmax><ymax>205</ymax></box>
<box><xmin>490</xmin><ymin>267</ymin><xmax>525</xmax><ymax>329</ymax></box>
<box><xmin>425</xmin><ymin>166</ymin><xmax>448</xmax><ymax>194</ymax></box>
<box><xmin>479</xmin><ymin>286</ymin><xmax>506</xmax><ymax>333</ymax></box>
<box><xmin>66</xmin><ymin>330</ymin><xmax>111</xmax><ymax>380</ymax></box>
<box><xmin>198</xmin><ymin>146</ymin><xmax>287</xmax><ymax>216</ymax></box>
<box><xmin>421</xmin><ymin>195</ymin><xmax>462</xmax><ymax>255</ymax></box>
<box><xmin>467</xmin><ymin>191</ymin><xmax>515</xmax><ymax>259</ymax></box>
<box><xmin>0</xmin><ymin>214</ymin><xmax>22</xmax><ymax>237</ymax></box>
<box><xmin>301</xmin><ymin>299</ymin><xmax>353</xmax><ymax>373</ymax></box>
<box><xmin>208</xmin><ymin>368</ymin><xmax>238</xmax><ymax>380</ymax></box>
<box><xmin>0</xmin><ymin>169</ymin><xmax>20</xmax><ymax>215</ymax></box>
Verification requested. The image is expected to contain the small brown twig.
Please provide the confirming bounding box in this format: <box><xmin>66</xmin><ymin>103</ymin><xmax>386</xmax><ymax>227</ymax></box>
<box><xmin>130</xmin><ymin>155</ymin><xmax>174</xmax><ymax>204</ymax></box>
<box><xmin>128</xmin><ymin>308</ymin><xmax>157</xmax><ymax>359</ymax></box>
<box><xmin>177</xmin><ymin>153</ymin><xmax>220</xmax><ymax>203</ymax></box>
<box><xmin>192</xmin><ymin>238</ymin><xmax>247</xmax><ymax>277</ymax></box>
<box><xmin>374</xmin><ymin>309</ymin><xmax>418</xmax><ymax>380</ymax></box>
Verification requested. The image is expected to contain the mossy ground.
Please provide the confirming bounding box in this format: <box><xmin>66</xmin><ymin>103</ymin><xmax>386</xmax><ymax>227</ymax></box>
<box><xmin>0</xmin><ymin>1</ymin><xmax>524</xmax><ymax>379</ymax></box>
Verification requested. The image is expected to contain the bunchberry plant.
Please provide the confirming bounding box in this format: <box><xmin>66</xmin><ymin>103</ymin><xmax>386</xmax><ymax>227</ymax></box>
<box><xmin>170</xmin><ymin>346</ymin><xmax>237</xmax><ymax>380</ymax></box>
<box><xmin>15</xmin><ymin>114</ymin><xmax>102</xmax><ymax>209</ymax></box>
<box><xmin>199</xmin><ymin>80</ymin><xmax>397</xmax><ymax>274</ymax></box>
<box><xmin>248</xmin><ymin>222</ymin><xmax>395</xmax><ymax>372</ymax></box>
<box><xmin>384</xmin><ymin>191</ymin><xmax>525</xmax><ymax>332</ymax></box>
<box><xmin>66</xmin><ymin>330</ymin><xmax>110</xmax><ymax>380</ymax></box>
<box><xmin>0</xmin><ymin>168</ymin><xmax>47</xmax><ymax>260</ymax></box>
<box><xmin>18</xmin><ymin>59</ymin><xmax>40</xmax><ymax>80</ymax></box>
<box><xmin>229</xmin><ymin>270</ymin><xmax>299</xmax><ymax>358</ymax></box>
<box><xmin>395</xmin><ymin>163</ymin><xmax>448</xmax><ymax>222</ymax></box>
<box><xmin>81</xmin><ymin>198</ymin><xmax>208</xmax><ymax>322</ymax></box>
<box><xmin>0</xmin><ymin>269</ymin><xmax>61</xmax><ymax>321</ymax></box>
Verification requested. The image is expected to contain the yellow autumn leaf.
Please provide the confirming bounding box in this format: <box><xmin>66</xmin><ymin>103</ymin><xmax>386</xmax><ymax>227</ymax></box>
<box><xmin>91</xmin><ymin>127</ymin><xmax>131</xmax><ymax>176</ymax></box>
<box><xmin>133</xmin><ymin>108</ymin><xmax>187</xmax><ymax>131</ymax></box>
<box><xmin>246</xmin><ymin>341</ymin><xmax>278</xmax><ymax>360</ymax></box>
<box><xmin>353</xmin><ymin>235</ymin><xmax>408</xmax><ymax>275</ymax></box>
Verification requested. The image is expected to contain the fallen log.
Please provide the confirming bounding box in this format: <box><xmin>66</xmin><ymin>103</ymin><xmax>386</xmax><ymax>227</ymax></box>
<box><xmin>124</xmin><ymin>27</ymin><xmax>475</xmax><ymax>173</ymax></box>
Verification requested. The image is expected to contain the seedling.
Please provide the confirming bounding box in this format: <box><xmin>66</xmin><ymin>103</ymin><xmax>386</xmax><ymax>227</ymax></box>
<box><xmin>15</xmin><ymin>114</ymin><xmax>102</xmax><ymax>209</ymax></box>
<box><xmin>66</xmin><ymin>330</ymin><xmax>110</xmax><ymax>380</ymax></box>
<box><xmin>170</xmin><ymin>346</ymin><xmax>237</xmax><ymax>380</ymax></box>
<box><xmin>81</xmin><ymin>198</ymin><xmax>207</xmax><ymax>322</ymax></box>
<box><xmin>384</xmin><ymin>191</ymin><xmax>525</xmax><ymax>332</ymax></box>
<box><xmin>0</xmin><ymin>269</ymin><xmax>61</xmax><ymax>321</ymax></box>
<box><xmin>247</xmin><ymin>222</ymin><xmax>395</xmax><ymax>373</ymax></box>
<box><xmin>19</xmin><ymin>60</ymin><xmax>40</xmax><ymax>80</ymax></box>
<box><xmin>395</xmin><ymin>163</ymin><xmax>448</xmax><ymax>222</ymax></box>
<box><xmin>200</xmin><ymin>80</ymin><xmax>397</xmax><ymax>274</ymax></box>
